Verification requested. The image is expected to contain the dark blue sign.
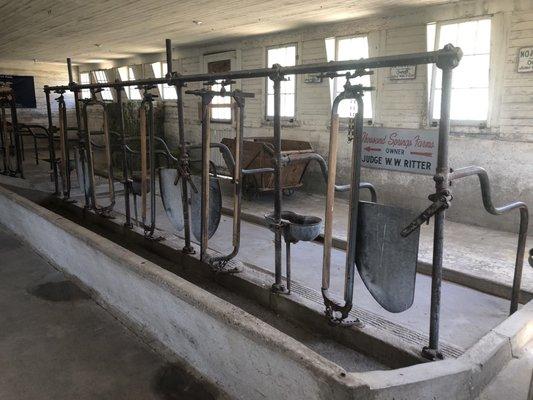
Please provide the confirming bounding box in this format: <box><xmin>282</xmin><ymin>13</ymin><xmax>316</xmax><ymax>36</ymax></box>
<box><xmin>0</xmin><ymin>75</ymin><xmax>37</xmax><ymax>108</ymax></box>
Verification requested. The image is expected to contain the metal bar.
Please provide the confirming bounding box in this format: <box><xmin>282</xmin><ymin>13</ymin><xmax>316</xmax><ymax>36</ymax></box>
<box><xmin>73</xmin><ymin>90</ymin><xmax>90</xmax><ymax>208</ymax></box>
<box><xmin>320</xmin><ymin>85</ymin><xmax>367</xmax><ymax>324</ymax></box>
<box><xmin>286</xmin><ymin>240</ymin><xmax>291</xmax><ymax>293</ymax></box>
<box><xmin>165</xmin><ymin>39</ymin><xmax>173</xmax><ymax>78</ymax></box>
<box><xmin>282</xmin><ymin>151</ymin><xmax>377</xmax><ymax>200</ymax></box>
<box><xmin>0</xmin><ymin>104</ymin><xmax>7</xmax><ymax>173</ymax></box>
<box><xmin>271</xmin><ymin>76</ymin><xmax>284</xmax><ymax>292</ymax></box>
<box><xmin>424</xmin><ymin>66</ymin><xmax>453</xmax><ymax>361</ymax></box>
<box><xmin>450</xmin><ymin>166</ymin><xmax>529</xmax><ymax>314</ymax></box>
<box><xmin>321</xmin><ymin>109</ymin><xmax>339</xmax><ymax>292</ymax></box>
<box><xmin>140</xmin><ymin>103</ymin><xmax>148</xmax><ymax>227</ymax></box>
<box><xmin>46</xmin><ymin>47</ymin><xmax>462</xmax><ymax>92</ymax></box>
<box><xmin>148</xmin><ymin>97</ymin><xmax>156</xmax><ymax>237</ymax></box>
<box><xmin>208</xmin><ymin>93</ymin><xmax>252</xmax><ymax>268</ymax></box>
<box><xmin>200</xmin><ymin>93</ymin><xmax>212</xmax><ymax>262</ymax></box>
<box><xmin>344</xmin><ymin>95</ymin><xmax>364</xmax><ymax>307</ymax></box>
<box><xmin>58</xmin><ymin>96</ymin><xmax>71</xmax><ymax>198</ymax></box>
<box><xmin>67</xmin><ymin>58</ymin><xmax>74</xmax><ymax>85</ymax></box>
<box><xmin>139</xmin><ymin>95</ymin><xmax>156</xmax><ymax>237</ymax></box>
<box><xmin>175</xmin><ymin>84</ymin><xmax>194</xmax><ymax>253</ymax></box>
<box><xmin>167</xmin><ymin>37</ymin><xmax>194</xmax><ymax>253</ymax></box>
<box><xmin>9</xmin><ymin>95</ymin><xmax>23</xmax><ymax>177</ymax></box>
<box><xmin>44</xmin><ymin>89</ymin><xmax>59</xmax><ymax>195</ymax></box>
<box><xmin>116</xmin><ymin>88</ymin><xmax>133</xmax><ymax>228</ymax></box>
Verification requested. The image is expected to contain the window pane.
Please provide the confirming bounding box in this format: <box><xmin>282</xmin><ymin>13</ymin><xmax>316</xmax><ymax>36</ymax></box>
<box><xmin>266</xmin><ymin>45</ymin><xmax>296</xmax><ymax>117</ymax></box>
<box><xmin>335</xmin><ymin>36</ymin><xmax>372</xmax><ymax>119</ymax></box>
<box><xmin>337</xmin><ymin>36</ymin><xmax>368</xmax><ymax>61</ymax></box>
<box><xmin>94</xmin><ymin>70</ymin><xmax>113</xmax><ymax>101</ymax></box>
<box><xmin>280</xmin><ymin>94</ymin><xmax>295</xmax><ymax>117</ymax></box>
<box><xmin>128</xmin><ymin>68</ymin><xmax>142</xmax><ymax>100</ymax></box>
<box><xmin>450</xmin><ymin>87</ymin><xmax>489</xmax><ymax>120</ymax></box>
<box><xmin>453</xmin><ymin>54</ymin><xmax>490</xmax><ymax>89</ymax></box>
<box><xmin>163</xmin><ymin>85</ymin><xmax>177</xmax><ymax>100</ymax></box>
<box><xmin>280</xmin><ymin>75</ymin><xmax>295</xmax><ymax>95</ymax></box>
<box><xmin>267</xmin><ymin>94</ymin><xmax>274</xmax><ymax>117</ymax></box>
<box><xmin>430</xmin><ymin>18</ymin><xmax>491</xmax><ymax>121</ymax></box>
<box><xmin>212</xmin><ymin>107</ymin><xmax>232</xmax><ymax>121</ymax></box>
<box><xmin>80</xmin><ymin>72</ymin><xmax>91</xmax><ymax>99</ymax></box>
<box><xmin>210</xmin><ymin>82</ymin><xmax>231</xmax><ymax>121</ymax></box>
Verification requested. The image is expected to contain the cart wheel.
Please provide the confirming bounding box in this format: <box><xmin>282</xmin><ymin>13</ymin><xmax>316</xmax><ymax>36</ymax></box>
<box><xmin>282</xmin><ymin>188</ymin><xmax>295</xmax><ymax>197</ymax></box>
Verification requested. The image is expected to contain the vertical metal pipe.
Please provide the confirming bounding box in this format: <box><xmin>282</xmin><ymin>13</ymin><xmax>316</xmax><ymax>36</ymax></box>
<box><xmin>59</xmin><ymin>98</ymin><xmax>71</xmax><ymax>198</ymax></box>
<box><xmin>200</xmin><ymin>95</ymin><xmax>211</xmax><ymax>261</ymax></box>
<box><xmin>73</xmin><ymin>90</ymin><xmax>90</xmax><ymax>208</ymax></box>
<box><xmin>233</xmin><ymin>100</ymin><xmax>244</xmax><ymax>250</ymax></box>
<box><xmin>82</xmin><ymin>103</ymin><xmax>98</xmax><ymax>208</ymax></box>
<box><xmin>321</xmin><ymin>112</ymin><xmax>339</xmax><ymax>290</ymax></box>
<box><xmin>272</xmin><ymin>77</ymin><xmax>284</xmax><ymax>291</ymax></box>
<box><xmin>510</xmin><ymin>208</ymin><xmax>529</xmax><ymax>313</ymax></box>
<box><xmin>139</xmin><ymin>103</ymin><xmax>148</xmax><ymax>227</ymax></box>
<box><xmin>165</xmin><ymin>39</ymin><xmax>173</xmax><ymax>78</ymax></box>
<box><xmin>45</xmin><ymin>90</ymin><xmax>59</xmax><ymax>194</ymax></box>
<box><xmin>176</xmin><ymin>84</ymin><xmax>194</xmax><ymax>253</ymax></box>
<box><xmin>426</xmin><ymin>67</ymin><xmax>453</xmax><ymax>359</ymax></box>
<box><xmin>148</xmin><ymin>99</ymin><xmax>156</xmax><ymax>236</ymax></box>
<box><xmin>286</xmin><ymin>240</ymin><xmax>291</xmax><ymax>293</ymax></box>
<box><xmin>9</xmin><ymin>96</ymin><xmax>23</xmax><ymax>177</ymax></box>
<box><xmin>343</xmin><ymin>95</ymin><xmax>364</xmax><ymax>306</ymax></box>
<box><xmin>67</xmin><ymin>58</ymin><xmax>74</xmax><ymax>85</ymax></box>
<box><xmin>0</xmin><ymin>104</ymin><xmax>8</xmax><ymax>173</ymax></box>
<box><xmin>116</xmin><ymin>89</ymin><xmax>132</xmax><ymax>228</ymax></box>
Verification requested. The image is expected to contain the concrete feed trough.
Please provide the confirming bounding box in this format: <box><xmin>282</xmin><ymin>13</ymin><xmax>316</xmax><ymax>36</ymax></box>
<box><xmin>0</xmin><ymin>184</ymin><xmax>531</xmax><ymax>400</ymax></box>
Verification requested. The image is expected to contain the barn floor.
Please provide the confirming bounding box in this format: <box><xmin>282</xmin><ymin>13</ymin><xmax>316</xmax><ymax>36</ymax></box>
<box><xmin>0</xmin><ymin>225</ymin><xmax>226</xmax><ymax>400</ymax></box>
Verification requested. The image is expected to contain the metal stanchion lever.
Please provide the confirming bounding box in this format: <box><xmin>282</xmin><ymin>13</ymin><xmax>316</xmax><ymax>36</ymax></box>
<box><xmin>401</xmin><ymin>192</ymin><xmax>452</xmax><ymax>237</ymax></box>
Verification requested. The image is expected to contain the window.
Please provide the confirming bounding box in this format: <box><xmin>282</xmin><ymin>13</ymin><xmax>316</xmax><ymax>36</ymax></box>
<box><xmin>151</xmin><ymin>62</ymin><xmax>177</xmax><ymax>100</ymax></box>
<box><xmin>325</xmin><ymin>36</ymin><xmax>372</xmax><ymax>119</ymax></box>
<box><xmin>80</xmin><ymin>72</ymin><xmax>91</xmax><ymax>99</ymax></box>
<box><xmin>117</xmin><ymin>67</ymin><xmax>142</xmax><ymax>100</ymax></box>
<box><xmin>93</xmin><ymin>70</ymin><xmax>114</xmax><ymax>101</ymax></box>
<box><xmin>208</xmin><ymin>59</ymin><xmax>232</xmax><ymax>122</ymax></box>
<box><xmin>266</xmin><ymin>44</ymin><xmax>297</xmax><ymax>118</ymax></box>
<box><xmin>427</xmin><ymin>18</ymin><xmax>491</xmax><ymax>122</ymax></box>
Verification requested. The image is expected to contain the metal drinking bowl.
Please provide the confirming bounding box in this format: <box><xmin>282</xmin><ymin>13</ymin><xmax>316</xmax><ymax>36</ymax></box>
<box><xmin>265</xmin><ymin>210</ymin><xmax>322</xmax><ymax>243</ymax></box>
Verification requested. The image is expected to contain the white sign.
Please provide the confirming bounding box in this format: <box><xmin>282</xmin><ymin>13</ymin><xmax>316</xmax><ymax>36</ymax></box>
<box><xmin>518</xmin><ymin>47</ymin><xmax>533</xmax><ymax>72</ymax></box>
<box><xmin>390</xmin><ymin>65</ymin><xmax>416</xmax><ymax>80</ymax></box>
<box><xmin>361</xmin><ymin>127</ymin><xmax>438</xmax><ymax>175</ymax></box>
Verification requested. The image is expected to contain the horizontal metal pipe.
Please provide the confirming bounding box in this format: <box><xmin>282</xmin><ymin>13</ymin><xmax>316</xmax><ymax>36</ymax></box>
<box><xmin>450</xmin><ymin>166</ymin><xmax>527</xmax><ymax>215</ymax></box>
<box><xmin>449</xmin><ymin>165</ymin><xmax>529</xmax><ymax>314</ymax></box>
<box><xmin>44</xmin><ymin>46</ymin><xmax>462</xmax><ymax>92</ymax></box>
<box><xmin>281</xmin><ymin>152</ymin><xmax>377</xmax><ymax>201</ymax></box>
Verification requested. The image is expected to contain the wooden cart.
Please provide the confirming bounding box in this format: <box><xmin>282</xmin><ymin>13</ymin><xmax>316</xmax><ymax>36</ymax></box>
<box><xmin>221</xmin><ymin>136</ymin><xmax>314</xmax><ymax>198</ymax></box>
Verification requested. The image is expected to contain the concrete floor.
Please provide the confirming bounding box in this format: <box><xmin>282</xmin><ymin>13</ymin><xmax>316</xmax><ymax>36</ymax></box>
<box><xmin>479</xmin><ymin>340</ymin><xmax>533</xmax><ymax>400</ymax></box>
<box><xmin>0</xmin><ymin>225</ymin><xmax>225</xmax><ymax>400</ymax></box>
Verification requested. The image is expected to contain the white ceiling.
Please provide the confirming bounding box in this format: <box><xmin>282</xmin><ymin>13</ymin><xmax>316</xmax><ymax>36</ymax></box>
<box><xmin>0</xmin><ymin>0</ymin><xmax>454</xmax><ymax>63</ymax></box>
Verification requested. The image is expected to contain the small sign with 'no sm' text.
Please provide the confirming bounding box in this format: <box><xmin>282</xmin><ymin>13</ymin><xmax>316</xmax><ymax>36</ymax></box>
<box><xmin>518</xmin><ymin>47</ymin><xmax>533</xmax><ymax>73</ymax></box>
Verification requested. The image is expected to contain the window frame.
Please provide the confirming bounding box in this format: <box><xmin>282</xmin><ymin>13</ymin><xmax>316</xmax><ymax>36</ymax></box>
<box><xmin>265</xmin><ymin>42</ymin><xmax>298</xmax><ymax>122</ymax></box>
<box><xmin>79</xmin><ymin>72</ymin><xmax>91</xmax><ymax>100</ymax></box>
<box><xmin>327</xmin><ymin>34</ymin><xmax>374</xmax><ymax>121</ymax></box>
<box><xmin>92</xmin><ymin>70</ymin><xmax>114</xmax><ymax>101</ymax></box>
<box><xmin>427</xmin><ymin>16</ymin><xmax>492</xmax><ymax>126</ymax></box>
<box><xmin>203</xmin><ymin>51</ymin><xmax>237</xmax><ymax>124</ymax></box>
<box><xmin>117</xmin><ymin>66</ymin><xmax>142</xmax><ymax>101</ymax></box>
<box><xmin>151</xmin><ymin>61</ymin><xmax>177</xmax><ymax>101</ymax></box>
